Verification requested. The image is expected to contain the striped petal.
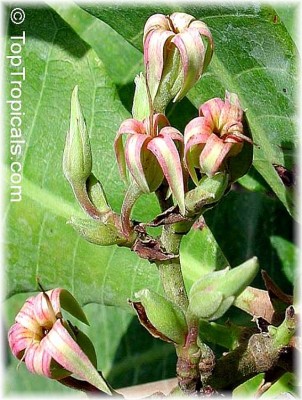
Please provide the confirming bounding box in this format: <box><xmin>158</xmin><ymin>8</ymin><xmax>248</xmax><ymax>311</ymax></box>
<box><xmin>143</xmin><ymin>13</ymin><xmax>170</xmax><ymax>42</ymax></box>
<box><xmin>125</xmin><ymin>134</ymin><xmax>152</xmax><ymax>193</ymax></box>
<box><xmin>144</xmin><ymin>29</ymin><xmax>174</xmax><ymax>100</ymax></box>
<box><xmin>172</xmin><ymin>28</ymin><xmax>207</xmax><ymax>101</ymax></box>
<box><xmin>189</xmin><ymin>20</ymin><xmax>214</xmax><ymax>70</ymax></box>
<box><xmin>160</xmin><ymin>126</ymin><xmax>184</xmax><ymax>143</ymax></box>
<box><xmin>199</xmin><ymin>133</ymin><xmax>233</xmax><ymax>176</ymax></box>
<box><xmin>15</xmin><ymin>297</ymin><xmax>42</xmax><ymax>336</ymax></box>
<box><xmin>8</xmin><ymin>323</ymin><xmax>37</xmax><ymax>359</ymax></box>
<box><xmin>147</xmin><ymin>135</ymin><xmax>185</xmax><ymax>214</ymax></box>
<box><xmin>199</xmin><ymin>98</ymin><xmax>225</xmax><ymax>130</ymax></box>
<box><xmin>114</xmin><ymin>119</ymin><xmax>145</xmax><ymax>182</ymax></box>
<box><xmin>44</xmin><ymin>320</ymin><xmax>111</xmax><ymax>394</ymax></box>
<box><xmin>34</xmin><ymin>289</ymin><xmax>89</xmax><ymax>329</ymax></box>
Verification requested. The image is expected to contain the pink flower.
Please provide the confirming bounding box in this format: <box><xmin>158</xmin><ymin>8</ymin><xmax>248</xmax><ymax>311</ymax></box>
<box><xmin>8</xmin><ymin>289</ymin><xmax>111</xmax><ymax>394</ymax></box>
<box><xmin>184</xmin><ymin>91</ymin><xmax>251</xmax><ymax>183</ymax></box>
<box><xmin>114</xmin><ymin>113</ymin><xmax>185</xmax><ymax>214</ymax></box>
<box><xmin>143</xmin><ymin>13</ymin><xmax>213</xmax><ymax>108</ymax></box>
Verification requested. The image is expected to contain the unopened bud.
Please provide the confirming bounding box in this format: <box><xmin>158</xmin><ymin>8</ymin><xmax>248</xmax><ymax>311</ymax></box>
<box><xmin>130</xmin><ymin>289</ymin><xmax>187</xmax><ymax>345</ymax></box>
<box><xmin>188</xmin><ymin>257</ymin><xmax>259</xmax><ymax>321</ymax></box>
<box><xmin>144</xmin><ymin>13</ymin><xmax>213</xmax><ymax>112</ymax></box>
<box><xmin>63</xmin><ymin>86</ymin><xmax>92</xmax><ymax>187</ymax></box>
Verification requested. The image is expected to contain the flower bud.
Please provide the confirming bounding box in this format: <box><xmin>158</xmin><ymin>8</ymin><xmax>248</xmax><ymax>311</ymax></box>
<box><xmin>143</xmin><ymin>13</ymin><xmax>213</xmax><ymax>112</ymax></box>
<box><xmin>68</xmin><ymin>216</ymin><xmax>134</xmax><ymax>247</ymax></box>
<box><xmin>184</xmin><ymin>91</ymin><xmax>253</xmax><ymax>183</ymax></box>
<box><xmin>188</xmin><ymin>257</ymin><xmax>259</xmax><ymax>321</ymax></box>
<box><xmin>185</xmin><ymin>172</ymin><xmax>228</xmax><ymax>216</ymax></box>
<box><xmin>63</xmin><ymin>86</ymin><xmax>92</xmax><ymax>187</ymax></box>
<box><xmin>8</xmin><ymin>289</ymin><xmax>111</xmax><ymax>394</ymax></box>
<box><xmin>130</xmin><ymin>289</ymin><xmax>188</xmax><ymax>345</ymax></box>
<box><xmin>115</xmin><ymin>114</ymin><xmax>186</xmax><ymax>214</ymax></box>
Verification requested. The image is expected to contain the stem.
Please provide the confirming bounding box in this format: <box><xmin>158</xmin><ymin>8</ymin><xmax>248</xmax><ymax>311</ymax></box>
<box><xmin>176</xmin><ymin>317</ymin><xmax>201</xmax><ymax>394</ymax></box>
<box><xmin>157</xmin><ymin>221</ymin><xmax>192</xmax><ymax>312</ymax></box>
<box><xmin>120</xmin><ymin>180</ymin><xmax>142</xmax><ymax>238</ymax></box>
<box><xmin>72</xmin><ymin>182</ymin><xmax>106</xmax><ymax>220</ymax></box>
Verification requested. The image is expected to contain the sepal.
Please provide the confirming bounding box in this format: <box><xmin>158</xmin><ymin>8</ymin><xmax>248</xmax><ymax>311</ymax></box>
<box><xmin>130</xmin><ymin>289</ymin><xmax>188</xmax><ymax>345</ymax></box>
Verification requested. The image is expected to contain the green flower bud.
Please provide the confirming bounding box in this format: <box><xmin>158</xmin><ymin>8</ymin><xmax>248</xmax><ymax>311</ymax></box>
<box><xmin>130</xmin><ymin>289</ymin><xmax>188</xmax><ymax>345</ymax></box>
<box><xmin>63</xmin><ymin>86</ymin><xmax>92</xmax><ymax>186</ymax></box>
<box><xmin>68</xmin><ymin>216</ymin><xmax>130</xmax><ymax>247</ymax></box>
<box><xmin>188</xmin><ymin>257</ymin><xmax>259</xmax><ymax>321</ymax></box>
<box><xmin>185</xmin><ymin>172</ymin><xmax>228</xmax><ymax>216</ymax></box>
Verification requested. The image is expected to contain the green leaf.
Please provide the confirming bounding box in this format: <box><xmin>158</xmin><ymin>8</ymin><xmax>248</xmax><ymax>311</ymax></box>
<box><xmin>50</xmin><ymin>2</ymin><xmax>142</xmax><ymax>86</ymax></box>
<box><xmin>84</xmin><ymin>4</ymin><xmax>297</xmax><ymax>217</ymax></box>
<box><xmin>232</xmin><ymin>373</ymin><xmax>265</xmax><ymax>398</ymax></box>
<box><xmin>270</xmin><ymin>236</ymin><xmax>297</xmax><ymax>284</ymax></box>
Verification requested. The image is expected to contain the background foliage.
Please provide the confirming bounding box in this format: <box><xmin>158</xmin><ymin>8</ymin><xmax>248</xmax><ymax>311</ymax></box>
<box><xmin>4</xmin><ymin>2</ymin><xmax>297</xmax><ymax>396</ymax></box>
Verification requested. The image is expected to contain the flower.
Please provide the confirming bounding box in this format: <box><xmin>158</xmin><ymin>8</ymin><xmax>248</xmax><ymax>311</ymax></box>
<box><xmin>184</xmin><ymin>91</ymin><xmax>252</xmax><ymax>183</ymax></box>
<box><xmin>114</xmin><ymin>113</ymin><xmax>185</xmax><ymax>214</ymax></box>
<box><xmin>143</xmin><ymin>12</ymin><xmax>213</xmax><ymax>110</ymax></box>
<box><xmin>8</xmin><ymin>288</ymin><xmax>111</xmax><ymax>394</ymax></box>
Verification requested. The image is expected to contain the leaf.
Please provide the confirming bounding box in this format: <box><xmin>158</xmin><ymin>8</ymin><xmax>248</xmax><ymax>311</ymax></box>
<box><xmin>83</xmin><ymin>4</ymin><xmax>297</xmax><ymax>217</ymax></box>
<box><xmin>270</xmin><ymin>236</ymin><xmax>297</xmax><ymax>284</ymax></box>
<box><xmin>50</xmin><ymin>2</ymin><xmax>143</xmax><ymax>86</ymax></box>
<box><xmin>180</xmin><ymin>220</ymin><xmax>229</xmax><ymax>289</ymax></box>
<box><xmin>232</xmin><ymin>373</ymin><xmax>265</xmax><ymax>398</ymax></box>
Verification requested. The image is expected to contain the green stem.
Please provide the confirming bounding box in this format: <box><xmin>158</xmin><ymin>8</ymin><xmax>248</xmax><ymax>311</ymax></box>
<box><xmin>72</xmin><ymin>182</ymin><xmax>106</xmax><ymax>220</ymax></box>
<box><xmin>120</xmin><ymin>181</ymin><xmax>142</xmax><ymax>238</ymax></box>
<box><xmin>157</xmin><ymin>221</ymin><xmax>192</xmax><ymax>312</ymax></box>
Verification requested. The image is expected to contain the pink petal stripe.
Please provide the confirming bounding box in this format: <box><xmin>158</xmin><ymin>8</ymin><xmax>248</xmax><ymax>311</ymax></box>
<box><xmin>8</xmin><ymin>323</ymin><xmax>38</xmax><ymax>359</ymax></box>
<box><xmin>172</xmin><ymin>28</ymin><xmax>205</xmax><ymax>101</ymax></box>
<box><xmin>147</xmin><ymin>135</ymin><xmax>185</xmax><ymax>214</ymax></box>
<box><xmin>118</xmin><ymin>118</ymin><xmax>145</xmax><ymax>135</ymax></box>
<box><xmin>199</xmin><ymin>98</ymin><xmax>225</xmax><ymax>129</ymax></box>
<box><xmin>44</xmin><ymin>320</ymin><xmax>111</xmax><ymax>394</ymax></box>
<box><xmin>15</xmin><ymin>297</ymin><xmax>42</xmax><ymax>336</ymax></box>
<box><xmin>125</xmin><ymin>134</ymin><xmax>151</xmax><ymax>193</ymax></box>
<box><xmin>144</xmin><ymin>30</ymin><xmax>174</xmax><ymax>100</ymax></box>
<box><xmin>114</xmin><ymin>130</ymin><xmax>128</xmax><ymax>182</ymax></box>
<box><xmin>25</xmin><ymin>341</ymin><xmax>53</xmax><ymax>377</ymax></box>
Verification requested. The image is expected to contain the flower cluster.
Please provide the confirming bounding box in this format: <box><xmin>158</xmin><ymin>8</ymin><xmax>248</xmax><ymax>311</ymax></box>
<box><xmin>115</xmin><ymin>12</ymin><xmax>252</xmax><ymax>218</ymax></box>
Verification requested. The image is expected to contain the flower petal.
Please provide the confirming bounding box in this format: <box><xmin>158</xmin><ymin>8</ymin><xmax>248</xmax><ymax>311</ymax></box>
<box><xmin>114</xmin><ymin>119</ymin><xmax>145</xmax><ymax>182</ymax></box>
<box><xmin>8</xmin><ymin>323</ymin><xmax>37</xmax><ymax>359</ymax></box>
<box><xmin>144</xmin><ymin>29</ymin><xmax>174</xmax><ymax>100</ymax></box>
<box><xmin>125</xmin><ymin>134</ymin><xmax>151</xmax><ymax>193</ymax></box>
<box><xmin>147</xmin><ymin>135</ymin><xmax>185</xmax><ymax>214</ymax></box>
<box><xmin>199</xmin><ymin>133</ymin><xmax>233</xmax><ymax>176</ymax></box>
<box><xmin>15</xmin><ymin>296</ymin><xmax>42</xmax><ymax>336</ymax></box>
<box><xmin>199</xmin><ymin>98</ymin><xmax>225</xmax><ymax>130</ymax></box>
<box><xmin>172</xmin><ymin>28</ymin><xmax>207</xmax><ymax>101</ymax></box>
<box><xmin>33</xmin><ymin>292</ymin><xmax>57</xmax><ymax>330</ymax></box>
<box><xmin>44</xmin><ymin>320</ymin><xmax>111</xmax><ymax>394</ymax></box>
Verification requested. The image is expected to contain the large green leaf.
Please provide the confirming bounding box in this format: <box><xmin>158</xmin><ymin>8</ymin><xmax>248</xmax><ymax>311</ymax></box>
<box><xmin>83</xmin><ymin>4</ymin><xmax>297</xmax><ymax>217</ymax></box>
